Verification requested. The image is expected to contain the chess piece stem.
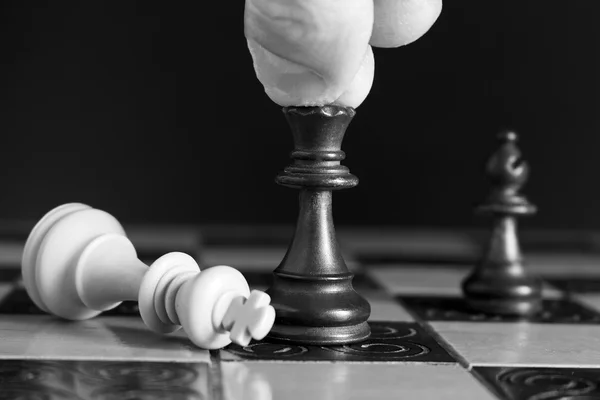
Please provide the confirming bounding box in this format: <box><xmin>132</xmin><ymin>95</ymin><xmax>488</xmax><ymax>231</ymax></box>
<box><xmin>266</xmin><ymin>106</ymin><xmax>371</xmax><ymax>345</ymax></box>
<box><xmin>462</xmin><ymin>131</ymin><xmax>542</xmax><ymax>316</ymax></box>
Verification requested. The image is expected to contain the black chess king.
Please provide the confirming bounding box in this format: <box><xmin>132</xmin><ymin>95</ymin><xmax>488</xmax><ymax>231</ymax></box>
<box><xmin>266</xmin><ymin>105</ymin><xmax>371</xmax><ymax>345</ymax></box>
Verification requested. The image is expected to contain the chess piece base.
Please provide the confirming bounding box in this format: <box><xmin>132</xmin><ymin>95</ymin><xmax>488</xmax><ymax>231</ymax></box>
<box><xmin>267</xmin><ymin>268</ymin><xmax>371</xmax><ymax>344</ymax></box>
<box><xmin>267</xmin><ymin>321</ymin><xmax>370</xmax><ymax>345</ymax></box>
<box><xmin>462</xmin><ymin>273</ymin><xmax>543</xmax><ymax>316</ymax></box>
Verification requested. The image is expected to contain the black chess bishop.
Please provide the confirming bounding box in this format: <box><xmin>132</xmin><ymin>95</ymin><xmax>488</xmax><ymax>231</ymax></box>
<box><xmin>462</xmin><ymin>130</ymin><xmax>543</xmax><ymax>316</ymax></box>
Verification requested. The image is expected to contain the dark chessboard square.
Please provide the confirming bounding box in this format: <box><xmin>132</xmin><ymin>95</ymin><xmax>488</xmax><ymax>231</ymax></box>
<box><xmin>0</xmin><ymin>359</ymin><xmax>208</xmax><ymax>399</ymax></box>
<box><xmin>546</xmin><ymin>277</ymin><xmax>600</xmax><ymax>294</ymax></box>
<box><xmin>474</xmin><ymin>366</ymin><xmax>600</xmax><ymax>400</ymax></box>
<box><xmin>398</xmin><ymin>296</ymin><xmax>600</xmax><ymax>324</ymax></box>
<box><xmin>519</xmin><ymin>230</ymin><xmax>598</xmax><ymax>253</ymax></box>
<box><xmin>201</xmin><ymin>225</ymin><xmax>294</xmax><ymax>246</ymax></box>
<box><xmin>0</xmin><ymin>288</ymin><xmax>140</xmax><ymax>316</ymax></box>
<box><xmin>0</xmin><ymin>269</ymin><xmax>21</xmax><ymax>282</ymax></box>
<box><xmin>0</xmin><ymin>287</ymin><xmax>44</xmax><ymax>314</ymax></box>
<box><xmin>222</xmin><ymin>321</ymin><xmax>456</xmax><ymax>363</ymax></box>
<box><xmin>351</xmin><ymin>272</ymin><xmax>383</xmax><ymax>290</ymax></box>
<box><xmin>137</xmin><ymin>249</ymin><xmax>198</xmax><ymax>265</ymax></box>
<box><xmin>356</xmin><ymin>253</ymin><xmax>477</xmax><ymax>267</ymax></box>
<box><xmin>0</xmin><ymin>231</ymin><xmax>29</xmax><ymax>242</ymax></box>
<box><xmin>239</xmin><ymin>271</ymin><xmax>273</xmax><ymax>289</ymax></box>
<box><xmin>101</xmin><ymin>301</ymin><xmax>140</xmax><ymax>316</ymax></box>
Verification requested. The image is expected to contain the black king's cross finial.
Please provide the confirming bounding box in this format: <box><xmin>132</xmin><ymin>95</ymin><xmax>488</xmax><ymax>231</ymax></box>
<box><xmin>462</xmin><ymin>130</ymin><xmax>542</xmax><ymax>317</ymax></box>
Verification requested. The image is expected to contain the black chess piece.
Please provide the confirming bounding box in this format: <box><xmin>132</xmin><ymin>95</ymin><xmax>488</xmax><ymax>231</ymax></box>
<box><xmin>266</xmin><ymin>106</ymin><xmax>371</xmax><ymax>345</ymax></box>
<box><xmin>462</xmin><ymin>131</ymin><xmax>542</xmax><ymax>316</ymax></box>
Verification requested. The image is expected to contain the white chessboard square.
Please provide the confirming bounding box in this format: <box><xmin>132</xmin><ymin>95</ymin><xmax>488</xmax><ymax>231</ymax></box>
<box><xmin>338</xmin><ymin>228</ymin><xmax>479</xmax><ymax>258</ymax></box>
<box><xmin>201</xmin><ymin>246</ymin><xmax>361</xmax><ymax>273</ymax></box>
<box><xmin>527</xmin><ymin>253</ymin><xmax>600</xmax><ymax>277</ymax></box>
<box><xmin>125</xmin><ymin>224</ymin><xmax>202</xmax><ymax>252</ymax></box>
<box><xmin>361</xmin><ymin>290</ymin><xmax>414</xmax><ymax>322</ymax></box>
<box><xmin>0</xmin><ymin>242</ymin><xmax>24</xmax><ymax>268</ymax></box>
<box><xmin>367</xmin><ymin>266</ymin><xmax>561</xmax><ymax>298</ymax></box>
<box><xmin>221</xmin><ymin>362</ymin><xmax>496</xmax><ymax>400</ymax></box>
<box><xmin>430</xmin><ymin>321</ymin><xmax>600</xmax><ymax>368</ymax></box>
<box><xmin>0</xmin><ymin>315</ymin><xmax>210</xmax><ymax>363</ymax></box>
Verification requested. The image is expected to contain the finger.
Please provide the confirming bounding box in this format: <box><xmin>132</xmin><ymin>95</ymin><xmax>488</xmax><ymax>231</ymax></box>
<box><xmin>335</xmin><ymin>45</ymin><xmax>375</xmax><ymax>108</ymax></box>
<box><xmin>245</xmin><ymin>0</ymin><xmax>373</xmax><ymax>107</ymax></box>
<box><xmin>370</xmin><ymin>0</ymin><xmax>442</xmax><ymax>48</ymax></box>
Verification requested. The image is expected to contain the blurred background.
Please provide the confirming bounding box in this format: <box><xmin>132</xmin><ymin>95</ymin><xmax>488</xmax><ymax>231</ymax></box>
<box><xmin>0</xmin><ymin>1</ymin><xmax>597</xmax><ymax>229</ymax></box>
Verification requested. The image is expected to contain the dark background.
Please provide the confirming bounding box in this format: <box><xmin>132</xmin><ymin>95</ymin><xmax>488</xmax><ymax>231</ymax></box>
<box><xmin>0</xmin><ymin>1</ymin><xmax>597</xmax><ymax>229</ymax></box>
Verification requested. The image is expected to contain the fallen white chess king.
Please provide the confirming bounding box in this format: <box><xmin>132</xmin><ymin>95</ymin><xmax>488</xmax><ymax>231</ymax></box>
<box><xmin>20</xmin><ymin>203</ymin><xmax>276</xmax><ymax>350</ymax></box>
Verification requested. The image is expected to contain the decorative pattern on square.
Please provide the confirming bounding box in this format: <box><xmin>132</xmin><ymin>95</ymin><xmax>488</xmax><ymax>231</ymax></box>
<box><xmin>0</xmin><ymin>360</ymin><xmax>209</xmax><ymax>399</ymax></box>
<box><xmin>399</xmin><ymin>296</ymin><xmax>600</xmax><ymax>323</ymax></box>
<box><xmin>222</xmin><ymin>322</ymin><xmax>456</xmax><ymax>363</ymax></box>
<box><xmin>474</xmin><ymin>366</ymin><xmax>600</xmax><ymax>400</ymax></box>
<box><xmin>546</xmin><ymin>277</ymin><xmax>600</xmax><ymax>294</ymax></box>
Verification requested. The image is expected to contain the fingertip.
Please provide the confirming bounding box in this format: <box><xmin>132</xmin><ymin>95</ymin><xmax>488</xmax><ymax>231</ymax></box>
<box><xmin>370</xmin><ymin>0</ymin><xmax>442</xmax><ymax>48</ymax></box>
<box><xmin>334</xmin><ymin>46</ymin><xmax>375</xmax><ymax>108</ymax></box>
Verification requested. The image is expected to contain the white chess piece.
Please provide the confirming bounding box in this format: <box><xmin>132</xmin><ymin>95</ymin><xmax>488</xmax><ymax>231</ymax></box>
<box><xmin>21</xmin><ymin>203</ymin><xmax>276</xmax><ymax>350</ymax></box>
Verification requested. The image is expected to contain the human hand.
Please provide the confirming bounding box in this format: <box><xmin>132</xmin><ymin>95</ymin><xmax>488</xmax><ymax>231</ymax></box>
<box><xmin>244</xmin><ymin>0</ymin><xmax>442</xmax><ymax>108</ymax></box>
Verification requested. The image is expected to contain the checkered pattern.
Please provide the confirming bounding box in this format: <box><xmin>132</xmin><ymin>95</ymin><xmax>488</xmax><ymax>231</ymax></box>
<box><xmin>2</xmin><ymin>224</ymin><xmax>600</xmax><ymax>399</ymax></box>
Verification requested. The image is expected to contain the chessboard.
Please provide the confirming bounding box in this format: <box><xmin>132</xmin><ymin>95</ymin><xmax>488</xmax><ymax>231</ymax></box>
<box><xmin>1</xmin><ymin>222</ymin><xmax>600</xmax><ymax>400</ymax></box>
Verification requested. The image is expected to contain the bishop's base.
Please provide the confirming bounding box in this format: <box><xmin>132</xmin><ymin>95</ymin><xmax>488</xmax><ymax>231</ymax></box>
<box><xmin>266</xmin><ymin>321</ymin><xmax>371</xmax><ymax>345</ymax></box>
<box><xmin>464</xmin><ymin>297</ymin><xmax>543</xmax><ymax>317</ymax></box>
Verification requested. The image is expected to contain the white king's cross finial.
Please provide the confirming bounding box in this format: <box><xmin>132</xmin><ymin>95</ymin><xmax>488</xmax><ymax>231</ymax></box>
<box><xmin>222</xmin><ymin>290</ymin><xmax>276</xmax><ymax>346</ymax></box>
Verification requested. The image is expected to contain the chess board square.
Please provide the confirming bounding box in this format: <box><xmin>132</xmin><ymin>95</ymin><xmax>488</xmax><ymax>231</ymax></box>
<box><xmin>0</xmin><ymin>359</ymin><xmax>209</xmax><ymax>399</ymax></box>
<box><xmin>399</xmin><ymin>296</ymin><xmax>600</xmax><ymax>324</ymax></box>
<box><xmin>546</xmin><ymin>277</ymin><xmax>600</xmax><ymax>294</ymax></box>
<box><xmin>200</xmin><ymin>246</ymin><xmax>288</xmax><ymax>271</ymax></box>
<box><xmin>369</xmin><ymin>266</ymin><xmax>471</xmax><ymax>297</ymax></box>
<box><xmin>221</xmin><ymin>362</ymin><xmax>497</xmax><ymax>400</ymax></box>
<box><xmin>340</xmin><ymin>229</ymin><xmax>480</xmax><ymax>265</ymax></box>
<box><xmin>200</xmin><ymin>246</ymin><xmax>361</xmax><ymax>273</ymax></box>
<box><xmin>0</xmin><ymin>287</ymin><xmax>43</xmax><ymax>315</ymax></box>
<box><xmin>0</xmin><ymin>283</ymin><xmax>14</xmax><ymax>306</ymax></box>
<box><xmin>527</xmin><ymin>253</ymin><xmax>600</xmax><ymax>277</ymax></box>
<box><xmin>220</xmin><ymin>322</ymin><xmax>456</xmax><ymax>363</ymax></box>
<box><xmin>573</xmin><ymin>294</ymin><xmax>600</xmax><ymax>315</ymax></box>
<box><xmin>520</xmin><ymin>229</ymin><xmax>598</xmax><ymax>253</ymax></box>
<box><xmin>369</xmin><ymin>267</ymin><xmax>561</xmax><ymax>298</ymax></box>
<box><xmin>0</xmin><ymin>287</ymin><xmax>140</xmax><ymax>317</ymax></box>
<box><xmin>125</xmin><ymin>224</ymin><xmax>203</xmax><ymax>251</ymax></box>
<box><xmin>338</xmin><ymin>228</ymin><xmax>480</xmax><ymax>259</ymax></box>
<box><xmin>429</xmin><ymin>321</ymin><xmax>600</xmax><ymax>368</ymax></box>
<box><xmin>0</xmin><ymin>241</ymin><xmax>24</xmax><ymax>268</ymax></box>
<box><xmin>199</xmin><ymin>224</ymin><xmax>294</xmax><ymax>246</ymax></box>
<box><xmin>0</xmin><ymin>269</ymin><xmax>21</xmax><ymax>282</ymax></box>
<box><xmin>473</xmin><ymin>366</ymin><xmax>600</xmax><ymax>400</ymax></box>
<box><xmin>363</xmin><ymin>290</ymin><xmax>415</xmax><ymax>322</ymax></box>
<box><xmin>0</xmin><ymin>315</ymin><xmax>209</xmax><ymax>362</ymax></box>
